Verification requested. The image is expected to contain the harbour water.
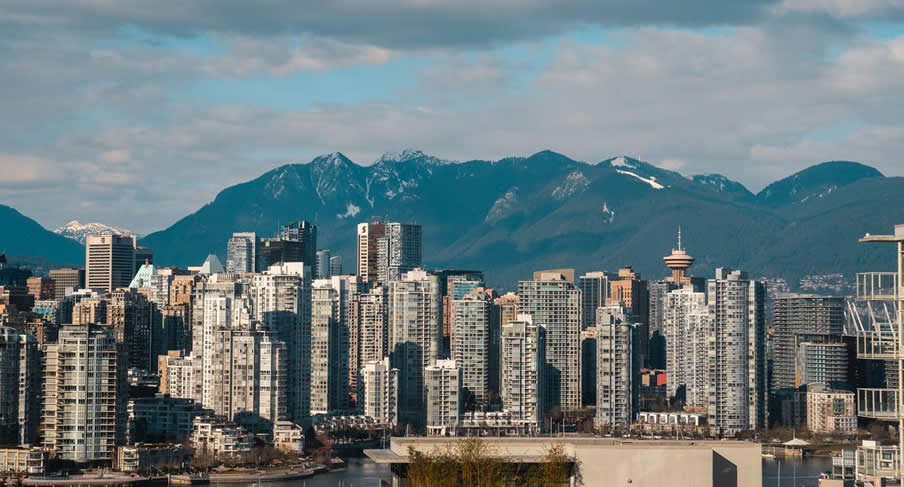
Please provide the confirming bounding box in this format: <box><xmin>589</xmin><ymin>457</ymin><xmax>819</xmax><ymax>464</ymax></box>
<box><xmin>228</xmin><ymin>453</ymin><xmax>830</xmax><ymax>487</ymax></box>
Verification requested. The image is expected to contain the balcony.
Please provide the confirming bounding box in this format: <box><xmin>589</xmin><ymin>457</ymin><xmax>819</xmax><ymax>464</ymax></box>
<box><xmin>857</xmin><ymin>330</ymin><xmax>898</xmax><ymax>360</ymax></box>
<box><xmin>857</xmin><ymin>273</ymin><xmax>902</xmax><ymax>301</ymax></box>
<box><xmin>858</xmin><ymin>388</ymin><xmax>899</xmax><ymax>420</ymax></box>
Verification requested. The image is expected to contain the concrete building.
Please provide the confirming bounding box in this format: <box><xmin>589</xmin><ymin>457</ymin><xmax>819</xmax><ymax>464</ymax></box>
<box><xmin>450</xmin><ymin>287</ymin><xmax>499</xmax><ymax>408</ymax></box>
<box><xmin>272</xmin><ymin>421</ymin><xmax>305</xmax><ymax>453</ymax></box>
<box><xmin>596</xmin><ymin>305</ymin><xmax>634</xmax><ymax>431</ymax></box>
<box><xmin>647</xmin><ymin>279</ymin><xmax>678</xmax><ymax>369</ymax></box>
<box><xmin>377</xmin><ymin>223</ymin><xmax>423</xmax><ymax>284</ymax></box>
<box><xmin>518</xmin><ymin>269</ymin><xmax>581</xmax><ymax>413</ymax></box>
<box><xmin>442</xmin><ymin>274</ymin><xmax>483</xmax><ymax>343</ymax></box>
<box><xmin>310</xmin><ymin>278</ymin><xmax>350</xmax><ymax>414</ymax></box>
<box><xmin>578</xmin><ymin>271</ymin><xmax>611</xmax><ymax>330</ymax></box>
<box><xmin>359</xmin><ymin>358</ymin><xmax>399</xmax><ymax>426</ymax></box>
<box><xmin>159</xmin><ymin>352</ymin><xmax>202</xmax><ymax>404</ymax></box>
<box><xmin>26</xmin><ymin>277</ymin><xmax>54</xmax><ymax>301</ymax></box>
<box><xmin>425</xmin><ymin>359</ymin><xmax>462</xmax><ymax>435</ymax></box>
<box><xmin>495</xmin><ymin>292</ymin><xmax>519</xmax><ymax>329</ymax></box>
<box><xmin>190</xmin><ymin>417</ymin><xmax>254</xmax><ymax>457</ymax></box>
<box><xmin>49</xmin><ymin>268</ymin><xmax>85</xmax><ymax>299</ymax></box>
<box><xmin>85</xmin><ymin>234</ymin><xmax>137</xmax><ymax>293</ymax></box>
<box><xmin>41</xmin><ymin>325</ymin><xmax>127</xmax><ymax>463</ymax></box>
<box><xmin>500</xmin><ymin>315</ymin><xmax>545</xmax><ymax>430</ymax></box>
<box><xmin>357</xmin><ymin>221</ymin><xmax>386</xmax><ymax>284</ymax></box>
<box><xmin>0</xmin><ymin>327</ymin><xmax>20</xmax><ymax>445</ymax></box>
<box><xmin>129</xmin><ymin>394</ymin><xmax>211</xmax><ymax>443</ymax></box>
<box><xmin>279</xmin><ymin>220</ymin><xmax>317</xmax><ymax>269</ymax></box>
<box><xmin>388</xmin><ymin>269</ymin><xmax>441</xmax><ymax>425</ymax></box>
<box><xmin>115</xmin><ymin>444</ymin><xmax>187</xmax><ymax>473</ymax></box>
<box><xmin>0</xmin><ymin>447</ymin><xmax>45</xmax><ymax>474</ymax></box>
<box><xmin>365</xmin><ymin>437</ymin><xmax>763</xmax><ymax>487</ymax></box>
<box><xmin>607</xmin><ymin>266</ymin><xmax>649</xmax><ymax>366</ymax></box>
<box><xmin>664</xmin><ymin>285</ymin><xmax>709</xmax><ymax>408</ymax></box>
<box><xmin>108</xmin><ymin>288</ymin><xmax>160</xmax><ymax>372</ymax></box>
<box><xmin>707</xmin><ymin>268</ymin><xmax>767</xmax><ymax>433</ymax></box>
<box><xmin>355</xmin><ymin>285</ymin><xmax>389</xmax><ymax>370</ymax></box>
<box><xmin>251</xmin><ymin>263</ymin><xmax>312</xmax><ymax>422</ymax></box>
<box><xmin>18</xmin><ymin>332</ymin><xmax>41</xmax><ymax>446</ymax></box>
<box><xmin>226</xmin><ymin>232</ymin><xmax>257</xmax><ymax>273</ymax></box>
<box><xmin>806</xmin><ymin>388</ymin><xmax>856</xmax><ymax>434</ymax></box>
<box><xmin>771</xmin><ymin>294</ymin><xmax>846</xmax><ymax>423</ymax></box>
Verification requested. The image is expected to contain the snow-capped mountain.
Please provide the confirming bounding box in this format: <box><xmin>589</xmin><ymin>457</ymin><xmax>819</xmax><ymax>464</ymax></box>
<box><xmin>53</xmin><ymin>220</ymin><xmax>136</xmax><ymax>244</ymax></box>
<box><xmin>138</xmin><ymin>149</ymin><xmax>896</xmax><ymax>288</ymax></box>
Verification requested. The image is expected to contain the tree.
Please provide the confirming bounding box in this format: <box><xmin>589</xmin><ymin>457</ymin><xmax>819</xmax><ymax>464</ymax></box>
<box><xmin>528</xmin><ymin>443</ymin><xmax>575</xmax><ymax>487</ymax></box>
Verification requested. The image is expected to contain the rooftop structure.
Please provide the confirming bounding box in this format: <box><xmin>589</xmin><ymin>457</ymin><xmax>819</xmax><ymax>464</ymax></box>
<box><xmin>663</xmin><ymin>227</ymin><xmax>695</xmax><ymax>285</ymax></box>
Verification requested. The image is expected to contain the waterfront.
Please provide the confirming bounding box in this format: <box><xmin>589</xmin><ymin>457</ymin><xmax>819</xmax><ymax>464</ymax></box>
<box><xmin>206</xmin><ymin>452</ymin><xmax>831</xmax><ymax>487</ymax></box>
<box><xmin>762</xmin><ymin>456</ymin><xmax>832</xmax><ymax>487</ymax></box>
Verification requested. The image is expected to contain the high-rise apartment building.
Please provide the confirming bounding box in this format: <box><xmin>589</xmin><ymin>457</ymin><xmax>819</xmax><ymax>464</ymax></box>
<box><xmin>226</xmin><ymin>232</ymin><xmax>257</xmax><ymax>273</ymax></box>
<box><xmin>26</xmin><ymin>277</ymin><xmax>54</xmax><ymax>301</ymax></box>
<box><xmin>0</xmin><ymin>328</ymin><xmax>20</xmax><ymax>445</ymax></box>
<box><xmin>425</xmin><ymin>359</ymin><xmax>462</xmax><ymax>434</ymax></box>
<box><xmin>500</xmin><ymin>315</ymin><xmax>545</xmax><ymax>429</ymax></box>
<box><xmin>580</xmin><ymin>327</ymin><xmax>597</xmax><ymax>407</ymax></box>
<box><xmin>108</xmin><ymin>288</ymin><xmax>160</xmax><ymax>372</ymax></box>
<box><xmin>41</xmin><ymin>325</ymin><xmax>127</xmax><ymax>463</ymax></box>
<box><xmin>316</xmin><ymin>250</ymin><xmax>331</xmax><ymax>279</ymax></box>
<box><xmin>442</xmin><ymin>273</ymin><xmax>484</xmax><ymax>341</ymax></box>
<box><xmin>518</xmin><ymin>269</ymin><xmax>582</xmax><ymax>413</ymax></box>
<box><xmin>85</xmin><ymin>234</ymin><xmax>137</xmax><ymax>292</ymax></box>
<box><xmin>607</xmin><ymin>266</ymin><xmax>649</xmax><ymax>365</ymax></box>
<box><xmin>310</xmin><ymin>278</ymin><xmax>350</xmax><ymax>414</ymax></box>
<box><xmin>796</xmin><ymin>341</ymin><xmax>849</xmax><ymax>389</ymax></box>
<box><xmin>707</xmin><ymin>268</ymin><xmax>767</xmax><ymax>433</ymax></box>
<box><xmin>251</xmin><ymin>263</ymin><xmax>312</xmax><ymax>422</ymax></box>
<box><xmin>664</xmin><ymin>285</ymin><xmax>709</xmax><ymax>408</ymax></box>
<box><xmin>329</xmin><ymin>256</ymin><xmax>343</xmax><ymax>278</ymax></box>
<box><xmin>353</xmin><ymin>285</ymin><xmax>389</xmax><ymax>389</ymax></box>
<box><xmin>279</xmin><ymin>220</ymin><xmax>317</xmax><ymax>268</ymax></box>
<box><xmin>771</xmin><ymin>295</ymin><xmax>845</xmax><ymax>394</ymax></box>
<box><xmin>596</xmin><ymin>305</ymin><xmax>634</xmax><ymax>431</ymax></box>
<box><xmin>357</xmin><ymin>222</ymin><xmax>387</xmax><ymax>284</ymax></box>
<box><xmin>377</xmin><ymin>223</ymin><xmax>422</xmax><ymax>284</ymax></box>
<box><xmin>450</xmin><ymin>287</ymin><xmax>499</xmax><ymax>408</ymax></box>
<box><xmin>49</xmin><ymin>268</ymin><xmax>85</xmax><ymax>299</ymax></box>
<box><xmin>18</xmin><ymin>333</ymin><xmax>41</xmax><ymax>446</ymax></box>
<box><xmin>495</xmin><ymin>293</ymin><xmax>520</xmax><ymax>327</ymax></box>
<box><xmin>388</xmin><ymin>269</ymin><xmax>440</xmax><ymax>425</ymax></box>
<box><xmin>359</xmin><ymin>358</ymin><xmax>399</xmax><ymax>426</ymax></box>
<box><xmin>578</xmin><ymin>272</ymin><xmax>611</xmax><ymax>330</ymax></box>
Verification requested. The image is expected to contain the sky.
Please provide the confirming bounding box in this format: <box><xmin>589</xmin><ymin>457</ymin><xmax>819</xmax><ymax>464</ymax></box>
<box><xmin>1</xmin><ymin>1</ymin><xmax>903</xmax><ymax>234</ymax></box>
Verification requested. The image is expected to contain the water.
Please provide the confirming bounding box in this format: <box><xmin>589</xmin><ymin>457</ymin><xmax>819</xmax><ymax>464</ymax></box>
<box><xmin>762</xmin><ymin>456</ymin><xmax>833</xmax><ymax>487</ymax></box>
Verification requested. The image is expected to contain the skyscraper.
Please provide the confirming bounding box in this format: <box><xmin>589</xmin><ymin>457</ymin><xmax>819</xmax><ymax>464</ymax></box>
<box><xmin>425</xmin><ymin>359</ymin><xmax>462</xmax><ymax>434</ymax></box>
<box><xmin>279</xmin><ymin>220</ymin><xmax>317</xmax><ymax>268</ymax></box>
<box><xmin>85</xmin><ymin>234</ymin><xmax>137</xmax><ymax>292</ymax></box>
<box><xmin>377</xmin><ymin>223</ymin><xmax>423</xmax><ymax>283</ymax></box>
<box><xmin>388</xmin><ymin>269</ymin><xmax>441</xmax><ymax>425</ymax></box>
<box><xmin>49</xmin><ymin>268</ymin><xmax>85</xmax><ymax>299</ymax></box>
<box><xmin>450</xmin><ymin>287</ymin><xmax>499</xmax><ymax>408</ymax></box>
<box><xmin>41</xmin><ymin>325</ymin><xmax>127</xmax><ymax>462</ymax></box>
<box><xmin>251</xmin><ymin>263</ymin><xmax>312</xmax><ymax>422</ymax></box>
<box><xmin>518</xmin><ymin>269</ymin><xmax>582</xmax><ymax>413</ymax></box>
<box><xmin>357</xmin><ymin>221</ymin><xmax>386</xmax><ymax>284</ymax></box>
<box><xmin>226</xmin><ymin>232</ymin><xmax>257</xmax><ymax>273</ymax></box>
<box><xmin>310</xmin><ymin>278</ymin><xmax>350</xmax><ymax>414</ymax></box>
<box><xmin>664</xmin><ymin>285</ymin><xmax>710</xmax><ymax>407</ymax></box>
<box><xmin>500</xmin><ymin>315</ymin><xmax>545</xmax><ymax>430</ymax></box>
<box><xmin>316</xmin><ymin>250</ymin><xmax>332</xmax><ymax>279</ymax></box>
<box><xmin>354</xmin><ymin>285</ymin><xmax>389</xmax><ymax>384</ymax></box>
<box><xmin>707</xmin><ymin>268</ymin><xmax>767</xmax><ymax>433</ymax></box>
<box><xmin>607</xmin><ymin>266</ymin><xmax>649</xmax><ymax>365</ymax></box>
<box><xmin>329</xmin><ymin>256</ymin><xmax>343</xmax><ymax>277</ymax></box>
<box><xmin>359</xmin><ymin>358</ymin><xmax>399</xmax><ymax>425</ymax></box>
<box><xmin>596</xmin><ymin>304</ymin><xmax>634</xmax><ymax>431</ymax></box>
<box><xmin>771</xmin><ymin>295</ymin><xmax>845</xmax><ymax>394</ymax></box>
<box><xmin>0</xmin><ymin>328</ymin><xmax>20</xmax><ymax>445</ymax></box>
<box><xmin>108</xmin><ymin>288</ymin><xmax>161</xmax><ymax>372</ymax></box>
<box><xmin>578</xmin><ymin>272</ymin><xmax>611</xmax><ymax>330</ymax></box>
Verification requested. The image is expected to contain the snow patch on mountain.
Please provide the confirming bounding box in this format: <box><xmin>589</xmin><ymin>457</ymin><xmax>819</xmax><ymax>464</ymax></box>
<box><xmin>602</xmin><ymin>202</ymin><xmax>616</xmax><ymax>224</ymax></box>
<box><xmin>54</xmin><ymin>220</ymin><xmax>135</xmax><ymax>244</ymax></box>
<box><xmin>485</xmin><ymin>188</ymin><xmax>518</xmax><ymax>223</ymax></box>
<box><xmin>610</xmin><ymin>156</ymin><xmax>631</xmax><ymax>168</ymax></box>
<box><xmin>337</xmin><ymin>203</ymin><xmax>361</xmax><ymax>219</ymax></box>
<box><xmin>551</xmin><ymin>171</ymin><xmax>590</xmax><ymax>200</ymax></box>
<box><xmin>616</xmin><ymin>169</ymin><xmax>664</xmax><ymax>190</ymax></box>
<box><xmin>376</xmin><ymin>149</ymin><xmax>452</xmax><ymax>166</ymax></box>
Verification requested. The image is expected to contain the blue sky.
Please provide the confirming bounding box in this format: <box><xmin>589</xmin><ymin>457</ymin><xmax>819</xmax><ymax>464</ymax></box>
<box><xmin>0</xmin><ymin>0</ymin><xmax>903</xmax><ymax>233</ymax></box>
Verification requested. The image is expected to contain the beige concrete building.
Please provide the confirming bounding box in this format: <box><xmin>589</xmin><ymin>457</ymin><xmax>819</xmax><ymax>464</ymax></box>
<box><xmin>365</xmin><ymin>437</ymin><xmax>762</xmax><ymax>487</ymax></box>
<box><xmin>807</xmin><ymin>388</ymin><xmax>856</xmax><ymax>434</ymax></box>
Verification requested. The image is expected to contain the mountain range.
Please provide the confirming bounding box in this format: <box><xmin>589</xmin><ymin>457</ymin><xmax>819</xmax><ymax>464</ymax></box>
<box><xmin>53</xmin><ymin>220</ymin><xmax>135</xmax><ymax>245</ymax></box>
<box><xmin>2</xmin><ymin>150</ymin><xmax>900</xmax><ymax>289</ymax></box>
